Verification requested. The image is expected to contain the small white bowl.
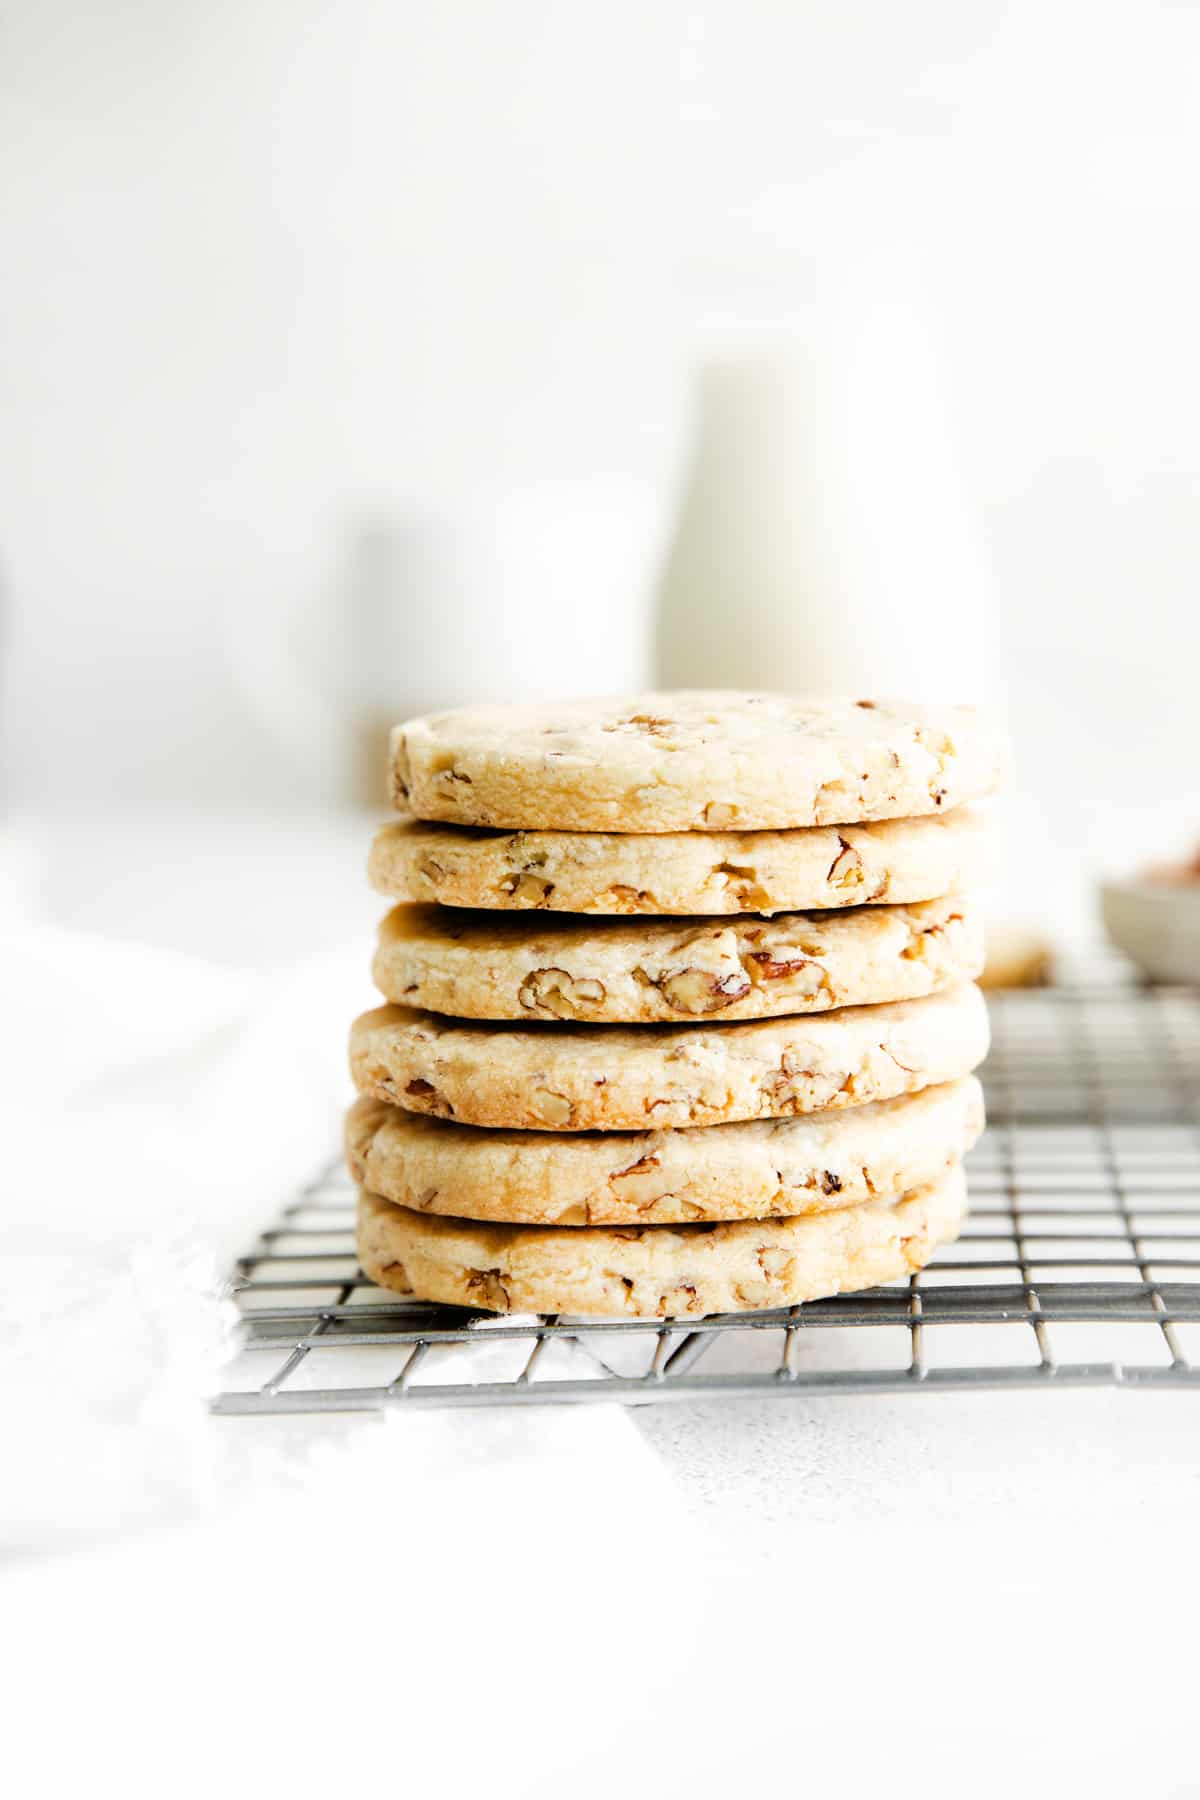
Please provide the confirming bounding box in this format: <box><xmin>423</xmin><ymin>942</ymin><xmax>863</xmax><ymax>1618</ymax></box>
<box><xmin>1100</xmin><ymin>876</ymin><xmax>1200</xmax><ymax>985</ymax></box>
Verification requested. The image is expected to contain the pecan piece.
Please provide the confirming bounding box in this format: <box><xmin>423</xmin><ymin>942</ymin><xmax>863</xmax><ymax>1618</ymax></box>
<box><xmin>757</xmin><ymin>1247</ymin><xmax>794</xmax><ymax>1279</ymax></box>
<box><xmin>826</xmin><ymin>837</ymin><xmax>865</xmax><ymax>891</ymax></box>
<box><xmin>531</xmin><ymin>1088</ymin><xmax>573</xmax><ymax>1127</ymax></box>
<box><xmin>501</xmin><ymin>871</ymin><xmax>555</xmax><ymax>906</ymax></box>
<box><xmin>597</xmin><ymin>884</ymin><xmax>657</xmax><ymax>912</ymax></box>
<box><xmin>518</xmin><ymin>968</ymin><xmax>607</xmax><ymax>1018</ymax></box>
<box><xmin>659</xmin><ymin>1282</ymin><xmax>702</xmax><ymax>1316</ymax></box>
<box><xmin>658</xmin><ymin>966</ymin><xmax>751</xmax><ymax>1014</ymax></box>
<box><xmin>610</xmin><ymin>1152</ymin><xmax>665</xmax><ymax>1207</ymax></box>
<box><xmin>465</xmin><ymin>1268</ymin><xmax>510</xmax><ymax>1312</ymax></box>
<box><xmin>746</xmin><ymin>951</ymin><xmax>826</xmax><ymax>992</ymax></box>
<box><xmin>715</xmin><ymin>862</ymin><xmax>771</xmax><ymax>910</ymax></box>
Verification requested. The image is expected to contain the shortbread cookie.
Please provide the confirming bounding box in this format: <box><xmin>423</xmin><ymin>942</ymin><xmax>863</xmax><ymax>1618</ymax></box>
<box><xmin>349</xmin><ymin>983</ymin><xmax>989</xmax><ymax>1132</ymax></box>
<box><xmin>371</xmin><ymin>895</ymin><xmax>982</xmax><ymax>1024</ymax></box>
<box><xmin>345</xmin><ymin>1074</ymin><xmax>983</xmax><ymax>1226</ymax></box>
<box><xmin>356</xmin><ymin>1163</ymin><xmax>967</xmax><ymax>1316</ymax></box>
<box><xmin>368</xmin><ymin>806</ymin><xmax>987</xmax><ymax>916</ymax></box>
<box><xmin>391</xmin><ymin>692</ymin><xmax>1005</xmax><ymax>831</ymax></box>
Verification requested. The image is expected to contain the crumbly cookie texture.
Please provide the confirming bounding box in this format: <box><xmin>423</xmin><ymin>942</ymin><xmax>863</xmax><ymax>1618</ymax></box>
<box><xmin>371</xmin><ymin>895</ymin><xmax>983</xmax><ymax>1024</ymax></box>
<box><xmin>345</xmin><ymin>1075</ymin><xmax>983</xmax><ymax>1226</ymax></box>
<box><xmin>356</xmin><ymin>1164</ymin><xmax>967</xmax><ymax>1316</ymax></box>
<box><xmin>349</xmin><ymin>983</ymin><xmax>990</xmax><ymax>1133</ymax></box>
<box><xmin>368</xmin><ymin>805</ymin><xmax>987</xmax><ymax>917</ymax></box>
<box><xmin>390</xmin><ymin>692</ymin><xmax>1006</xmax><ymax>832</ymax></box>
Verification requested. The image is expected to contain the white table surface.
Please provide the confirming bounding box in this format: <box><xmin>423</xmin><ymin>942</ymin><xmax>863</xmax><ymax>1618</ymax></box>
<box><xmin>6</xmin><ymin>811</ymin><xmax>1199</xmax><ymax>1795</ymax></box>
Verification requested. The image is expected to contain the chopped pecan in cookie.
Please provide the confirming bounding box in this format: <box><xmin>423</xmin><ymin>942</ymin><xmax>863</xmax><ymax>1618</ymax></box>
<box><xmin>657</xmin><ymin>966</ymin><xmax>752</xmax><ymax>1014</ymax></box>
<box><xmin>518</xmin><ymin>968</ymin><xmax>607</xmax><ymax>1018</ymax></box>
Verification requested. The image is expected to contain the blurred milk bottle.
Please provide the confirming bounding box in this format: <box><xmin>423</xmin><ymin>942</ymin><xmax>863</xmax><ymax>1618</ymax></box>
<box><xmin>656</xmin><ymin>258</ymin><xmax>993</xmax><ymax>699</ymax></box>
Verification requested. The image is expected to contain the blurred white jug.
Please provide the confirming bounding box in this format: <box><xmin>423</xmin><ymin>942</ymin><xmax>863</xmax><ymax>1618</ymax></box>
<box><xmin>657</xmin><ymin>252</ymin><xmax>993</xmax><ymax>700</ymax></box>
<box><xmin>228</xmin><ymin>479</ymin><xmax>666</xmax><ymax>804</ymax></box>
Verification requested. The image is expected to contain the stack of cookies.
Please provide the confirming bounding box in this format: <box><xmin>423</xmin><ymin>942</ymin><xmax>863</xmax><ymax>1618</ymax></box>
<box><xmin>347</xmin><ymin>693</ymin><xmax>1005</xmax><ymax>1318</ymax></box>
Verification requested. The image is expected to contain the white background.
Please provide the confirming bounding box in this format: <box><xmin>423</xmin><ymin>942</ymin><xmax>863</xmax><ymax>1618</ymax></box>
<box><xmin>3</xmin><ymin>0</ymin><xmax>1200</xmax><ymax>884</ymax></box>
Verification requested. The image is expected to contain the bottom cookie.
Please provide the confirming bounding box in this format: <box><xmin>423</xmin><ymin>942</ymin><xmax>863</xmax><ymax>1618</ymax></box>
<box><xmin>356</xmin><ymin>1165</ymin><xmax>966</xmax><ymax>1319</ymax></box>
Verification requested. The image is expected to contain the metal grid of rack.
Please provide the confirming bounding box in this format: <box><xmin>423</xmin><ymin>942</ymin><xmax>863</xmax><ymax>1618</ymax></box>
<box><xmin>213</xmin><ymin>981</ymin><xmax>1200</xmax><ymax>1414</ymax></box>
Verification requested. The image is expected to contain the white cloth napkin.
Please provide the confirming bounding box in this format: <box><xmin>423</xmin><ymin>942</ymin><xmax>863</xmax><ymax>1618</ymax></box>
<box><xmin>0</xmin><ymin>918</ymin><xmax>674</xmax><ymax>1555</ymax></box>
<box><xmin>0</xmin><ymin>914</ymin><xmax>379</xmax><ymax>1548</ymax></box>
<box><xmin>0</xmin><ymin>922</ymin><xmax>365</xmax><ymax>1549</ymax></box>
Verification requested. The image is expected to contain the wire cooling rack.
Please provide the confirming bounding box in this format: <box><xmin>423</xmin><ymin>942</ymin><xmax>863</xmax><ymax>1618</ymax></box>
<box><xmin>213</xmin><ymin>978</ymin><xmax>1200</xmax><ymax>1414</ymax></box>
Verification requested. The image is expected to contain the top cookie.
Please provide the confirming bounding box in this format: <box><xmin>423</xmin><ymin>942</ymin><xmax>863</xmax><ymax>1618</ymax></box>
<box><xmin>390</xmin><ymin>691</ymin><xmax>1005</xmax><ymax>832</ymax></box>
